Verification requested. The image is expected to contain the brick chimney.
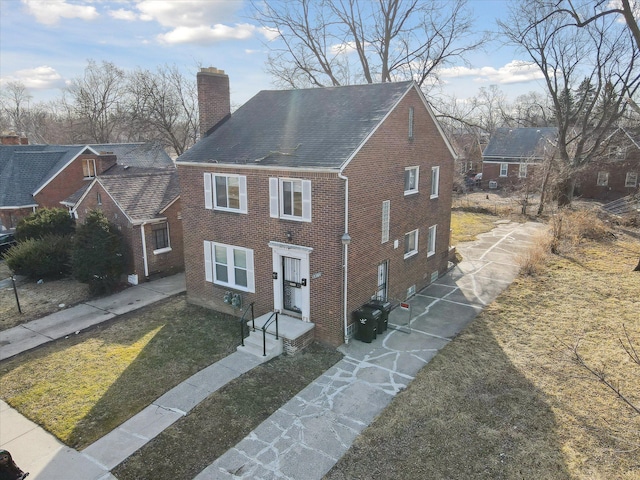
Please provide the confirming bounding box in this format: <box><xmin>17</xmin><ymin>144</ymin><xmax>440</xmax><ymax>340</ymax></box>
<box><xmin>197</xmin><ymin>67</ymin><xmax>230</xmax><ymax>138</ymax></box>
<box><xmin>1</xmin><ymin>132</ymin><xmax>28</xmax><ymax>145</ymax></box>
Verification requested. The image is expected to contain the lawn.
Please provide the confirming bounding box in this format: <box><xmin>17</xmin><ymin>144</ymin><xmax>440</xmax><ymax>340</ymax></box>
<box><xmin>326</xmin><ymin>210</ymin><xmax>640</xmax><ymax>479</ymax></box>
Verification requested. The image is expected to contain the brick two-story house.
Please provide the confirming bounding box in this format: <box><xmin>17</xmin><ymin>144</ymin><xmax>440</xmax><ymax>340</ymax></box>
<box><xmin>176</xmin><ymin>68</ymin><xmax>456</xmax><ymax>347</ymax></box>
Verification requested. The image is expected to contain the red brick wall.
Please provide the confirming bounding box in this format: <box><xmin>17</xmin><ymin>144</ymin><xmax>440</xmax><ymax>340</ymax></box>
<box><xmin>142</xmin><ymin>199</ymin><xmax>184</xmax><ymax>278</ymax></box>
<box><xmin>344</xmin><ymin>88</ymin><xmax>454</xmax><ymax>317</ymax></box>
<box><xmin>197</xmin><ymin>68</ymin><xmax>230</xmax><ymax>136</ymax></box>
<box><xmin>576</xmin><ymin>158</ymin><xmax>640</xmax><ymax>201</ymax></box>
<box><xmin>482</xmin><ymin>162</ymin><xmax>539</xmax><ymax>189</ymax></box>
<box><xmin>178</xmin><ymin>86</ymin><xmax>455</xmax><ymax>346</ymax></box>
<box><xmin>0</xmin><ymin>207</ymin><xmax>34</xmax><ymax>230</ymax></box>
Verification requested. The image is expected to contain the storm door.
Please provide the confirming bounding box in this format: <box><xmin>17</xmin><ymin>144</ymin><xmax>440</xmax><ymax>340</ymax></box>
<box><xmin>283</xmin><ymin>256</ymin><xmax>303</xmax><ymax>315</ymax></box>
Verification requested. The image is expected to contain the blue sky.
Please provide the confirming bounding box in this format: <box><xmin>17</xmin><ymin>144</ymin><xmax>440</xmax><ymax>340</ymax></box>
<box><xmin>0</xmin><ymin>0</ymin><xmax>548</xmax><ymax>108</ymax></box>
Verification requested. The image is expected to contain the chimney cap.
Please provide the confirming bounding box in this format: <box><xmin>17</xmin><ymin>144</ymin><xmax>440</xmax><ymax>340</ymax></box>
<box><xmin>200</xmin><ymin>67</ymin><xmax>226</xmax><ymax>75</ymax></box>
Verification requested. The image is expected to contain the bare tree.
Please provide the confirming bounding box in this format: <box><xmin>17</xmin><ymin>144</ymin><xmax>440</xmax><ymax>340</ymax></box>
<box><xmin>500</xmin><ymin>1</ymin><xmax>640</xmax><ymax>206</ymax></box>
<box><xmin>126</xmin><ymin>65</ymin><xmax>198</xmax><ymax>156</ymax></box>
<box><xmin>64</xmin><ymin>60</ymin><xmax>127</xmax><ymax>143</ymax></box>
<box><xmin>0</xmin><ymin>81</ymin><xmax>32</xmax><ymax>134</ymax></box>
<box><xmin>251</xmin><ymin>0</ymin><xmax>487</xmax><ymax>89</ymax></box>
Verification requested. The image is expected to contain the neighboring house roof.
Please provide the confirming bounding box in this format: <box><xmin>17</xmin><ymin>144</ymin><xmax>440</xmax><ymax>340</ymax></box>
<box><xmin>0</xmin><ymin>142</ymin><xmax>172</xmax><ymax>209</ymax></box>
<box><xmin>78</xmin><ymin>169</ymin><xmax>179</xmax><ymax>224</ymax></box>
<box><xmin>483</xmin><ymin>127</ymin><xmax>557</xmax><ymax>162</ymax></box>
<box><xmin>177</xmin><ymin>81</ymin><xmax>418</xmax><ymax>168</ymax></box>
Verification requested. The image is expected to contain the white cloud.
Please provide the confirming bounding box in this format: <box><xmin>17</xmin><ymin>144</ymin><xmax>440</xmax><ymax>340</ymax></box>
<box><xmin>158</xmin><ymin>23</ymin><xmax>257</xmax><ymax>45</ymax></box>
<box><xmin>108</xmin><ymin>8</ymin><xmax>137</xmax><ymax>21</ymax></box>
<box><xmin>440</xmin><ymin>60</ymin><xmax>545</xmax><ymax>84</ymax></box>
<box><xmin>260</xmin><ymin>26</ymin><xmax>280</xmax><ymax>42</ymax></box>
<box><xmin>0</xmin><ymin>65</ymin><xmax>65</xmax><ymax>90</ymax></box>
<box><xmin>330</xmin><ymin>41</ymin><xmax>362</xmax><ymax>56</ymax></box>
<box><xmin>135</xmin><ymin>0</ymin><xmax>243</xmax><ymax>28</ymax></box>
<box><xmin>21</xmin><ymin>0</ymin><xmax>98</xmax><ymax>25</ymax></box>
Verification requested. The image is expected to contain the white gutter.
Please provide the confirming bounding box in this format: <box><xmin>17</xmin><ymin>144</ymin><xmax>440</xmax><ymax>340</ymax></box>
<box><xmin>338</xmin><ymin>170</ymin><xmax>350</xmax><ymax>344</ymax></box>
<box><xmin>140</xmin><ymin>223</ymin><xmax>149</xmax><ymax>278</ymax></box>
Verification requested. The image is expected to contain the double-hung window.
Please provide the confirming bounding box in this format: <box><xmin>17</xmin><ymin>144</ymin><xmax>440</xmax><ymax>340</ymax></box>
<box><xmin>404</xmin><ymin>166</ymin><xmax>419</xmax><ymax>195</ymax></box>
<box><xmin>500</xmin><ymin>163</ymin><xmax>508</xmax><ymax>177</ymax></box>
<box><xmin>519</xmin><ymin>163</ymin><xmax>528</xmax><ymax>178</ymax></box>
<box><xmin>269</xmin><ymin>178</ymin><xmax>312</xmax><ymax>222</ymax></box>
<box><xmin>427</xmin><ymin>225</ymin><xmax>437</xmax><ymax>257</ymax></box>
<box><xmin>204</xmin><ymin>173</ymin><xmax>247</xmax><ymax>213</ymax></box>
<box><xmin>83</xmin><ymin>158</ymin><xmax>96</xmax><ymax>179</ymax></box>
<box><xmin>381</xmin><ymin>200</ymin><xmax>390</xmax><ymax>243</ymax></box>
<box><xmin>431</xmin><ymin>166</ymin><xmax>440</xmax><ymax>198</ymax></box>
<box><xmin>625</xmin><ymin>172</ymin><xmax>637</xmax><ymax>187</ymax></box>
<box><xmin>204</xmin><ymin>241</ymin><xmax>255</xmax><ymax>292</ymax></box>
<box><xmin>597</xmin><ymin>171</ymin><xmax>609</xmax><ymax>186</ymax></box>
<box><xmin>153</xmin><ymin>223</ymin><xmax>171</xmax><ymax>253</ymax></box>
<box><xmin>404</xmin><ymin>229</ymin><xmax>419</xmax><ymax>259</ymax></box>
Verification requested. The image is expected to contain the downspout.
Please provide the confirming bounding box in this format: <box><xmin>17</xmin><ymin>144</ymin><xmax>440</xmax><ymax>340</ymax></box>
<box><xmin>338</xmin><ymin>171</ymin><xmax>350</xmax><ymax>344</ymax></box>
<box><xmin>140</xmin><ymin>223</ymin><xmax>149</xmax><ymax>278</ymax></box>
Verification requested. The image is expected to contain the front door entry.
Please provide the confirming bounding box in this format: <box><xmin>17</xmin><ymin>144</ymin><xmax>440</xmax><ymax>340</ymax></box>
<box><xmin>282</xmin><ymin>256</ymin><xmax>302</xmax><ymax>315</ymax></box>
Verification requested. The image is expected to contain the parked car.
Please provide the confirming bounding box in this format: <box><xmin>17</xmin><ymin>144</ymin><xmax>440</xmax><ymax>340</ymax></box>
<box><xmin>0</xmin><ymin>233</ymin><xmax>16</xmax><ymax>256</ymax></box>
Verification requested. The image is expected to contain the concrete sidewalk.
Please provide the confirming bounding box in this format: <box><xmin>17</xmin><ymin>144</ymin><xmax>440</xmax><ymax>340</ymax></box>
<box><xmin>0</xmin><ymin>220</ymin><xmax>547</xmax><ymax>479</ymax></box>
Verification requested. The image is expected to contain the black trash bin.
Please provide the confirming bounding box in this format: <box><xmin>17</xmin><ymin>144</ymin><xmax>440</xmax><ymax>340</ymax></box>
<box><xmin>365</xmin><ymin>299</ymin><xmax>392</xmax><ymax>334</ymax></box>
<box><xmin>353</xmin><ymin>306</ymin><xmax>381</xmax><ymax>343</ymax></box>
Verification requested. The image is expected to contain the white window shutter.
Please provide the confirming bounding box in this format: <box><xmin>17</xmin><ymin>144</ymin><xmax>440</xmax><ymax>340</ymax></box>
<box><xmin>204</xmin><ymin>173</ymin><xmax>213</xmax><ymax>210</ymax></box>
<box><xmin>269</xmin><ymin>177</ymin><xmax>279</xmax><ymax>218</ymax></box>
<box><xmin>302</xmin><ymin>180</ymin><xmax>312</xmax><ymax>222</ymax></box>
<box><xmin>239</xmin><ymin>176</ymin><xmax>248</xmax><ymax>213</ymax></box>
<box><xmin>381</xmin><ymin>200</ymin><xmax>390</xmax><ymax>243</ymax></box>
<box><xmin>246</xmin><ymin>249</ymin><xmax>255</xmax><ymax>293</ymax></box>
<box><xmin>204</xmin><ymin>241</ymin><xmax>212</xmax><ymax>282</ymax></box>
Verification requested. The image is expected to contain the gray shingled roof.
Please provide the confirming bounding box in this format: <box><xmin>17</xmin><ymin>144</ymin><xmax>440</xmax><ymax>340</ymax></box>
<box><xmin>178</xmin><ymin>81</ymin><xmax>414</xmax><ymax>168</ymax></box>
<box><xmin>483</xmin><ymin>127</ymin><xmax>557</xmax><ymax>161</ymax></box>
<box><xmin>97</xmin><ymin>169</ymin><xmax>179</xmax><ymax>222</ymax></box>
<box><xmin>0</xmin><ymin>142</ymin><xmax>172</xmax><ymax>209</ymax></box>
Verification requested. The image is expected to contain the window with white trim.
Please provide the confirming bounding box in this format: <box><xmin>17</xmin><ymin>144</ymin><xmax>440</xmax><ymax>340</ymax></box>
<box><xmin>431</xmin><ymin>166</ymin><xmax>440</xmax><ymax>198</ymax></box>
<box><xmin>153</xmin><ymin>223</ymin><xmax>170</xmax><ymax>252</ymax></box>
<box><xmin>82</xmin><ymin>158</ymin><xmax>96</xmax><ymax>179</ymax></box>
<box><xmin>204</xmin><ymin>173</ymin><xmax>247</xmax><ymax>213</ymax></box>
<box><xmin>269</xmin><ymin>178</ymin><xmax>312</xmax><ymax>222</ymax></box>
<box><xmin>408</xmin><ymin>107</ymin><xmax>414</xmax><ymax>140</ymax></box>
<box><xmin>204</xmin><ymin>241</ymin><xmax>255</xmax><ymax>292</ymax></box>
<box><xmin>519</xmin><ymin>163</ymin><xmax>527</xmax><ymax>178</ymax></box>
<box><xmin>404</xmin><ymin>166</ymin><xmax>419</xmax><ymax>195</ymax></box>
<box><xmin>597</xmin><ymin>171</ymin><xmax>609</xmax><ymax>186</ymax></box>
<box><xmin>381</xmin><ymin>200</ymin><xmax>390</xmax><ymax>243</ymax></box>
<box><xmin>500</xmin><ymin>163</ymin><xmax>508</xmax><ymax>177</ymax></box>
<box><xmin>625</xmin><ymin>172</ymin><xmax>637</xmax><ymax>187</ymax></box>
<box><xmin>427</xmin><ymin>224</ymin><xmax>437</xmax><ymax>256</ymax></box>
<box><xmin>404</xmin><ymin>229</ymin><xmax>418</xmax><ymax>259</ymax></box>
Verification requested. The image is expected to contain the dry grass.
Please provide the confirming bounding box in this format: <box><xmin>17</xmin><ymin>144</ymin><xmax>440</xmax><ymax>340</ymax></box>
<box><xmin>0</xmin><ymin>295</ymin><xmax>241</xmax><ymax>449</ymax></box>
<box><xmin>327</xmin><ymin>212</ymin><xmax>640</xmax><ymax>479</ymax></box>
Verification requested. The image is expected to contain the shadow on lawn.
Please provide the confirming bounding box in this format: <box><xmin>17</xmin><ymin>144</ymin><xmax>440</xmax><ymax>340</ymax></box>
<box><xmin>325</xmin><ymin>318</ymin><xmax>571</xmax><ymax>480</ymax></box>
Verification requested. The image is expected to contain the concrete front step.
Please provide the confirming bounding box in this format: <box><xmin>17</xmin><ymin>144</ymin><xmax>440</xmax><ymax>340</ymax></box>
<box><xmin>237</xmin><ymin>330</ymin><xmax>283</xmax><ymax>362</ymax></box>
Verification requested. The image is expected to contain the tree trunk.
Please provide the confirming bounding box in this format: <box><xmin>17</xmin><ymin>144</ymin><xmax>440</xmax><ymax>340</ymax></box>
<box><xmin>557</xmin><ymin>177</ymin><xmax>575</xmax><ymax>207</ymax></box>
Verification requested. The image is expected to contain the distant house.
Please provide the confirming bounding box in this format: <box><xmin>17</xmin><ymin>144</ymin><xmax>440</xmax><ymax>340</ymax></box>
<box><xmin>576</xmin><ymin>128</ymin><xmax>640</xmax><ymax>201</ymax></box>
<box><xmin>0</xmin><ymin>138</ymin><xmax>172</xmax><ymax>231</ymax></box>
<box><xmin>482</xmin><ymin>127</ymin><xmax>557</xmax><ymax>189</ymax></box>
<box><xmin>176</xmin><ymin>68</ymin><xmax>456</xmax><ymax>348</ymax></box>
<box><xmin>72</xmin><ymin>167</ymin><xmax>183</xmax><ymax>283</ymax></box>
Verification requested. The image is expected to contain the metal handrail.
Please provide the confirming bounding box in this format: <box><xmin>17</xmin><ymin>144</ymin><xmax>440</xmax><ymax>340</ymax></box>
<box><xmin>239</xmin><ymin>302</ymin><xmax>254</xmax><ymax>347</ymax></box>
<box><xmin>260</xmin><ymin>311</ymin><xmax>279</xmax><ymax>356</ymax></box>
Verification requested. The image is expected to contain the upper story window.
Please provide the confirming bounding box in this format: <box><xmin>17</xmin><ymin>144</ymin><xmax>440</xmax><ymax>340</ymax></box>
<box><xmin>204</xmin><ymin>173</ymin><xmax>247</xmax><ymax>213</ymax></box>
<box><xmin>82</xmin><ymin>158</ymin><xmax>96</xmax><ymax>179</ymax></box>
<box><xmin>519</xmin><ymin>163</ymin><xmax>528</xmax><ymax>178</ymax></box>
<box><xmin>381</xmin><ymin>200</ymin><xmax>390</xmax><ymax>244</ymax></box>
<box><xmin>269</xmin><ymin>178</ymin><xmax>312</xmax><ymax>222</ymax></box>
<box><xmin>408</xmin><ymin>107</ymin><xmax>414</xmax><ymax>140</ymax></box>
<box><xmin>431</xmin><ymin>166</ymin><xmax>440</xmax><ymax>198</ymax></box>
<box><xmin>500</xmin><ymin>163</ymin><xmax>508</xmax><ymax>177</ymax></box>
<box><xmin>625</xmin><ymin>172</ymin><xmax>638</xmax><ymax>187</ymax></box>
<box><xmin>404</xmin><ymin>229</ymin><xmax>419</xmax><ymax>259</ymax></box>
<box><xmin>153</xmin><ymin>223</ymin><xmax>171</xmax><ymax>253</ymax></box>
<box><xmin>404</xmin><ymin>166</ymin><xmax>419</xmax><ymax>195</ymax></box>
<box><xmin>597</xmin><ymin>171</ymin><xmax>609</xmax><ymax>186</ymax></box>
<box><xmin>204</xmin><ymin>240</ymin><xmax>255</xmax><ymax>292</ymax></box>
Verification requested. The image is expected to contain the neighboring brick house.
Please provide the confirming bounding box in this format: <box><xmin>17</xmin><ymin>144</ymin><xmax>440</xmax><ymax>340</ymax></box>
<box><xmin>482</xmin><ymin>127</ymin><xmax>557</xmax><ymax>189</ymax></box>
<box><xmin>72</xmin><ymin>167</ymin><xmax>183</xmax><ymax>283</ymax></box>
<box><xmin>0</xmin><ymin>140</ymin><xmax>172</xmax><ymax>231</ymax></box>
<box><xmin>576</xmin><ymin>128</ymin><xmax>640</xmax><ymax>201</ymax></box>
<box><xmin>176</xmin><ymin>68</ymin><xmax>456</xmax><ymax>347</ymax></box>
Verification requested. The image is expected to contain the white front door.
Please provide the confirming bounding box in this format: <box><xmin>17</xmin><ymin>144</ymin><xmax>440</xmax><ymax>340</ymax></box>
<box><xmin>269</xmin><ymin>241</ymin><xmax>312</xmax><ymax>322</ymax></box>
